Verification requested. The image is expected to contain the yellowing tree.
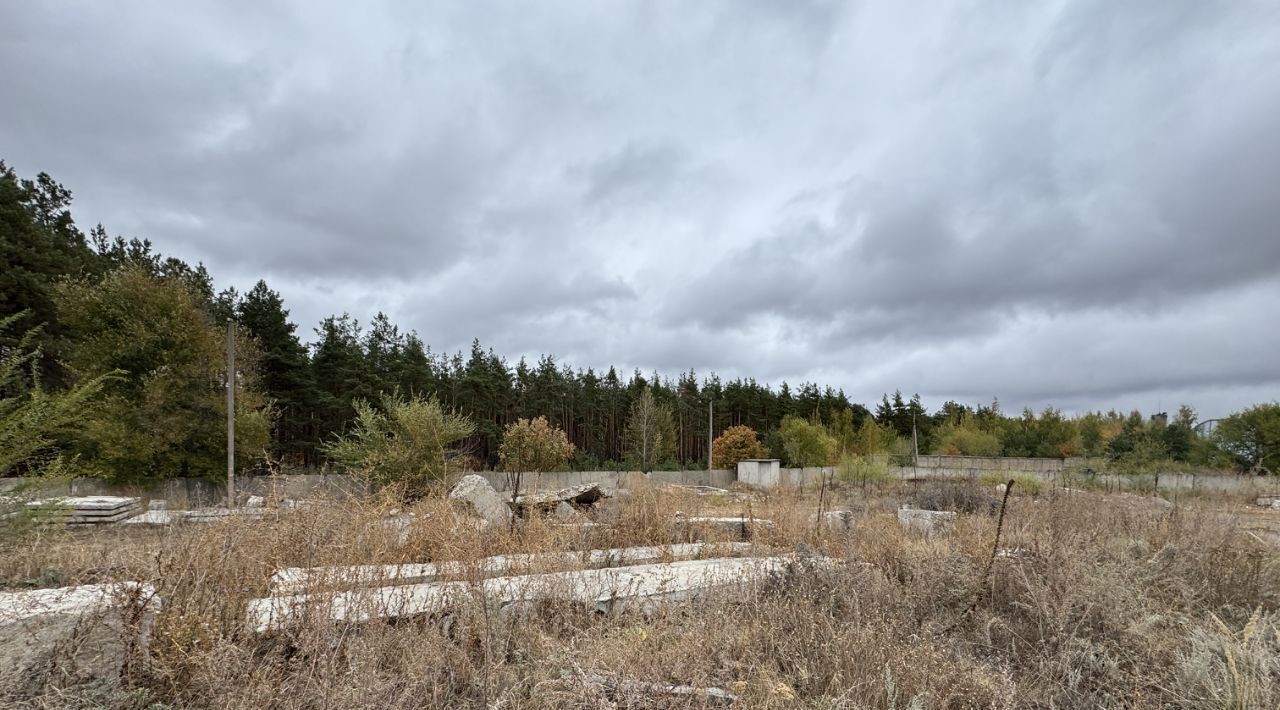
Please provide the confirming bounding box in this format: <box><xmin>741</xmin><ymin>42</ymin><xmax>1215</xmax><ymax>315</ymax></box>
<box><xmin>711</xmin><ymin>425</ymin><xmax>768</xmax><ymax>469</ymax></box>
<box><xmin>624</xmin><ymin>386</ymin><xmax>675</xmax><ymax>472</ymax></box>
<box><xmin>499</xmin><ymin>416</ymin><xmax>575</xmax><ymax>517</ymax></box>
<box><xmin>499</xmin><ymin>416</ymin><xmax>575</xmax><ymax>473</ymax></box>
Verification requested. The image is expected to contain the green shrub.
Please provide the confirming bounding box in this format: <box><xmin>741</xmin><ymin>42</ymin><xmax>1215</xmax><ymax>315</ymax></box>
<box><xmin>838</xmin><ymin>453</ymin><xmax>893</xmax><ymax>486</ymax></box>
<box><xmin>323</xmin><ymin>391</ymin><xmax>473</xmax><ymax>499</ymax></box>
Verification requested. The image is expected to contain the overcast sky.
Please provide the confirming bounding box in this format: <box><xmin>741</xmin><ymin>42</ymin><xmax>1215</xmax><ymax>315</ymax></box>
<box><xmin>3</xmin><ymin>1</ymin><xmax>1279</xmax><ymax>418</ymax></box>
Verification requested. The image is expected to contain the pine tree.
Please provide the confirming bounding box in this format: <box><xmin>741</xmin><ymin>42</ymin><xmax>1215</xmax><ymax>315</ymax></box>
<box><xmin>238</xmin><ymin>281</ymin><xmax>314</xmax><ymax>463</ymax></box>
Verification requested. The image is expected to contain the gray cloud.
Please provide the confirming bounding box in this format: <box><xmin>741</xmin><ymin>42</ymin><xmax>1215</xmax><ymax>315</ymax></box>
<box><xmin>2</xmin><ymin>0</ymin><xmax>1279</xmax><ymax>416</ymax></box>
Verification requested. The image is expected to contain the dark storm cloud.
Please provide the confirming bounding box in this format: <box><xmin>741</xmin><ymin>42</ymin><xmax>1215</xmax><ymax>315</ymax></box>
<box><xmin>2</xmin><ymin>0</ymin><xmax>1279</xmax><ymax>415</ymax></box>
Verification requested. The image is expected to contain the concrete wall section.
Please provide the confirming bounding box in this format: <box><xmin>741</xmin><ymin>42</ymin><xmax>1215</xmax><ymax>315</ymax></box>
<box><xmin>5</xmin><ymin>460</ymin><xmax>1277</xmax><ymax>501</ymax></box>
<box><xmin>469</xmin><ymin>469</ymin><xmax>735</xmax><ymax>493</ymax></box>
<box><xmin>914</xmin><ymin>455</ymin><xmax>1088</xmax><ymax>473</ymax></box>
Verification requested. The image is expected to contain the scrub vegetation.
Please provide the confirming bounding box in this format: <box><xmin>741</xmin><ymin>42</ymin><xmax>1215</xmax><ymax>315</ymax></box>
<box><xmin>3</xmin><ymin>479</ymin><xmax>1280</xmax><ymax>708</ymax></box>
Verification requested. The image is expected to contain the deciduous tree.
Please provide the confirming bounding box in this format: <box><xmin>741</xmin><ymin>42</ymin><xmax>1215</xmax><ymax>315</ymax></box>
<box><xmin>711</xmin><ymin>425</ymin><xmax>768</xmax><ymax>469</ymax></box>
<box><xmin>56</xmin><ymin>266</ymin><xmax>270</xmax><ymax>480</ymax></box>
<box><xmin>624</xmin><ymin>386</ymin><xmax>675</xmax><ymax>472</ymax></box>
<box><xmin>323</xmin><ymin>391</ymin><xmax>474</xmax><ymax>499</ymax></box>
<box><xmin>777</xmin><ymin>415</ymin><xmax>837</xmax><ymax>467</ymax></box>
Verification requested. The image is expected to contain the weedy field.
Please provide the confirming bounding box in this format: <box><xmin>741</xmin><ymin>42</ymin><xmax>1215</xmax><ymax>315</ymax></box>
<box><xmin>3</xmin><ymin>478</ymin><xmax>1280</xmax><ymax>709</ymax></box>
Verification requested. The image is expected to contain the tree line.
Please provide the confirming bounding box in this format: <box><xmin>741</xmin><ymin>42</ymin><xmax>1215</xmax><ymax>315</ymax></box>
<box><xmin>3</xmin><ymin>161</ymin><xmax>1277</xmax><ymax>482</ymax></box>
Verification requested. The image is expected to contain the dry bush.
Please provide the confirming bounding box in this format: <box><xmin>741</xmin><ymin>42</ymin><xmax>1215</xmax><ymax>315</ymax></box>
<box><xmin>3</xmin><ymin>479</ymin><xmax>1280</xmax><ymax>708</ymax></box>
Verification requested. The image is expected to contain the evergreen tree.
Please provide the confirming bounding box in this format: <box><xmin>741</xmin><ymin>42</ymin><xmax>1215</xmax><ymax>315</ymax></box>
<box><xmin>238</xmin><ymin>281</ymin><xmax>314</xmax><ymax>463</ymax></box>
<box><xmin>0</xmin><ymin>163</ymin><xmax>100</xmax><ymax>385</ymax></box>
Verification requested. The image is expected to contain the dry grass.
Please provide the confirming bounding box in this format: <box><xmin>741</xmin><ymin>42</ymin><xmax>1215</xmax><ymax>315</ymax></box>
<box><xmin>3</xmin><ymin>478</ymin><xmax>1280</xmax><ymax>708</ymax></box>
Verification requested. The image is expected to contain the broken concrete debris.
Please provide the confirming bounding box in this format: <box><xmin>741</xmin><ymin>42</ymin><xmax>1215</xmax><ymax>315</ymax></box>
<box><xmin>448</xmin><ymin>474</ymin><xmax>513</xmax><ymax>527</ymax></box>
<box><xmin>0</xmin><ymin>582</ymin><xmax>160</xmax><ymax>697</ymax></box>
<box><xmin>582</xmin><ymin>672</ymin><xmax>738</xmax><ymax>706</ymax></box>
<box><xmin>897</xmin><ymin>506</ymin><xmax>957</xmax><ymax>536</ymax></box>
<box><xmin>554</xmin><ymin>500</ymin><xmax>580</xmax><ymax>521</ymax></box>
<box><xmin>812</xmin><ymin>509</ymin><xmax>855</xmax><ymax>531</ymax></box>
<box><xmin>512</xmin><ymin>482</ymin><xmax>610</xmax><ymax>517</ymax></box>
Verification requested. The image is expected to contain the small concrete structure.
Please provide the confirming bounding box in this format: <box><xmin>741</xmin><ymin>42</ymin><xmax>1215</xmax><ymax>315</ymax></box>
<box><xmin>269</xmin><ymin>542</ymin><xmax>754</xmax><ymax>594</ymax></box>
<box><xmin>448</xmin><ymin>475</ymin><xmax>513</xmax><ymax>527</ymax></box>
<box><xmin>736</xmin><ymin>459</ymin><xmax>782</xmax><ymax>487</ymax></box>
<box><xmin>248</xmin><ymin>555</ymin><xmax>806</xmax><ymax>632</ymax></box>
<box><xmin>897</xmin><ymin>507</ymin><xmax>957</xmax><ymax>536</ymax></box>
<box><xmin>0</xmin><ymin>582</ymin><xmax>159</xmax><ymax>697</ymax></box>
<box><xmin>25</xmin><ymin>496</ymin><xmax>143</xmax><ymax>525</ymax></box>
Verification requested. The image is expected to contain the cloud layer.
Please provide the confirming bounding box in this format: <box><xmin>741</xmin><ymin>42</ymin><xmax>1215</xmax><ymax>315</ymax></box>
<box><xmin>4</xmin><ymin>0</ymin><xmax>1279</xmax><ymax>416</ymax></box>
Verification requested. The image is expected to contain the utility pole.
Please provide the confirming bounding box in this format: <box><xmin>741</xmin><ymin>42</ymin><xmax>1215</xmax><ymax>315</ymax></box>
<box><xmin>226</xmin><ymin>320</ymin><xmax>236</xmax><ymax>509</ymax></box>
<box><xmin>707</xmin><ymin>400</ymin><xmax>714</xmax><ymax>470</ymax></box>
<box><xmin>912</xmin><ymin>413</ymin><xmax>919</xmax><ymax>466</ymax></box>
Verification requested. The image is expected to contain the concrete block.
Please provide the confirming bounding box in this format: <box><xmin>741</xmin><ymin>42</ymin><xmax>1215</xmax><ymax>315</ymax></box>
<box><xmin>448</xmin><ymin>475</ymin><xmax>512</xmax><ymax>527</ymax></box>
<box><xmin>120</xmin><ymin>510</ymin><xmax>174</xmax><ymax>526</ymax></box>
<box><xmin>897</xmin><ymin>507</ymin><xmax>957</xmax><ymax>536</ymax></box>
<box><xmin>812</xmin><ymin>510</ymin><xmax>855</xmax><ymax>532</ymax></box>
<box><xmin>0</xmin><ymin>582</ymin><xmax>159</xmax><ymax>697</ymax></box>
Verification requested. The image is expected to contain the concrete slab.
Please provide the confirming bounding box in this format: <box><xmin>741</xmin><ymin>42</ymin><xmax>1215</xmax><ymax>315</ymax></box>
<box><xmin>26</xmin><ymin>496</ymin><xmax>140</xmax><ymax>512</ymax></box>
<box><xmin>270</xmin><ymin>542</ymin><xmax>755</xmax><ymax>594</ymax></box>
<box><xmin>248</xmin><ymin>555</ymin><xmax>805</xmax><ymax>632</ymax></box>
<box><xmin>119</xmin><ymin>510</ymin><xmax>175</xmax><ymax>526</ymax></box>
<box><xmin>25</xmin><ymin>496</ymin><xmax>143</xmax><ymax>525</ymax></box>
<box><xmin>0</xmin><ymin>582</ymin><xmax>159</xmax><ymax>697</ymax></box>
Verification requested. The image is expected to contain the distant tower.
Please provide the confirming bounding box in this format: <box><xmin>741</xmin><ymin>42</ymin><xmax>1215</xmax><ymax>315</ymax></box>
<box><xmin>1149</xmin><ymin>412</ymin><xmax>1168</xmax><ymax>426</ymax></box>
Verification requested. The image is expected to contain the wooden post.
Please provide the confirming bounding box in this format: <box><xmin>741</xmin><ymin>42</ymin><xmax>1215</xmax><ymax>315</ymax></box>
<box><xmin>708</xmin><ymin>400</ymin><xmax>714</xmax><ymax>471</ymax></box>
<box><xmin>226</xmin><ymin>320</ymin><xmax>236</xmax><ymax>509</ymax></box>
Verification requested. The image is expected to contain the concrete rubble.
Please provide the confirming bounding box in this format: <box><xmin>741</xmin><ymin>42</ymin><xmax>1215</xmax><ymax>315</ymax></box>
<box><xmin>812</xmin><ymin>510</ymin><xmax>855</xmax><ymax>531</ymax></box>
<box><xmin>25</xmin><ymin>496</ymin><xmax>143</xmax><ymax>525</ymax></box>
<box><xmin>897</xmin><ymin>507</ymin><xmax>957</xmax><ymax>536</ymax></box>
<box><xmin>448</xmin><ymin>474</ymin><xmax>513</xmax><ymax>527</ymax></box>
<box><xmin>0</xmin><ymin>582</ymin><xmax>160</xmax><ymax>697</ymax></box>
<box><xmin>270</xmin><ymin>542</ymin><xmax>755</xmax><ymax>594</ymax></box>
<box><xmin>582</xmin><ymin>672</ymin><xmax>738</xmax><ymax>705</ymax></box>
<box><xmin>512</xmin><ymin>483</ymin><xmax>610</xmax><ymax>517</ymax></box>
<box><xmin>248</xmin><ymin>554</ymin><xmax>807</xmax><ymax>632</ymax></box>
<box><xmin>1256</xmin><ymin>497</ymin><xmax>1280</xmax><ymax>510</ymax></box>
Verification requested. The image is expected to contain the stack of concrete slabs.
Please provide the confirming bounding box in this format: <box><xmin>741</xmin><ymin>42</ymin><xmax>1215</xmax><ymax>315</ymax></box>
<box><xmin>26</xmin><ymin>496</ymin><xmax>143</xmax><ymax>525</ymax></box>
